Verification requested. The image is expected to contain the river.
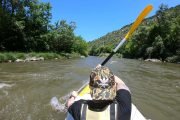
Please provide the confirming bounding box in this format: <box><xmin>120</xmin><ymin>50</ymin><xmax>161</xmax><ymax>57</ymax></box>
<box><xmin>0</xmin><ymin>56</ymin><xmax>180</xmax><ymax>120</ymax></box>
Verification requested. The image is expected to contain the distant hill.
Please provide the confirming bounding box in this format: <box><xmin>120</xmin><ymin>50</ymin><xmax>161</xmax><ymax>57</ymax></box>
<box><xmin>89</xmin><ymin>15</ymin><xmax>155</xmax><ymax>47</ymax></box>
<box><xmin>88</xmin><ymin>4</ymin><xmax>180</xmax><ymax>63</ymax></box>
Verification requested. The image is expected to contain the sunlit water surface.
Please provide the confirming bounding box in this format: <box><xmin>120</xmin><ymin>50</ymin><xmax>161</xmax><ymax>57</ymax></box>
<box><xmin>0</xmin><ymin>56</ymin><xmax>179</xmax><ymax>120</ymax></box>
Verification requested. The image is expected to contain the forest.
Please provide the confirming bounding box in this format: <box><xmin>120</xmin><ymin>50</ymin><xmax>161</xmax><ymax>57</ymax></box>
<box><xmin>0</xmin><ymin>0</ymin><xmax>88</xmax><ymax>56</ymax></box>
<box><xmin>89</xmin><ymin>4</ymin><xmax>180</xmax><ymax>63</ymax></box>
<box><xmin>0</xmin><ymin>1</ymin><xmax>179</xmax><ymax>63</ymax></box>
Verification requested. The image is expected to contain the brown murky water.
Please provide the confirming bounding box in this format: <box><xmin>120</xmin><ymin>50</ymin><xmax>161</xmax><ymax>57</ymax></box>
<box><xmin>0</xmin><ymin>56</ymin><xmax>180</xmax><ymax>120</ymax></box>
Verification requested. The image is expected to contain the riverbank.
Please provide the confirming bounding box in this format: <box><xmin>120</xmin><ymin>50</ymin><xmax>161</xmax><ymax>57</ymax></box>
<box><xmin>0</xmin><ymin>52</ymin><xmax>85</xmax><ymax>63</ymax></box>
<box><xmin>94</xmin><ymin>53</ymin><xmax>179</xmax><ymax>64</ymax></box>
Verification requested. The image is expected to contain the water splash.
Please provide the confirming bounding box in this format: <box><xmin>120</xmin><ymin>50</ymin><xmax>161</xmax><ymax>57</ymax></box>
<box><xmin>50</xmin><ymin>93</ymin><xmax>71</xmax><ymax>113</ymax></box>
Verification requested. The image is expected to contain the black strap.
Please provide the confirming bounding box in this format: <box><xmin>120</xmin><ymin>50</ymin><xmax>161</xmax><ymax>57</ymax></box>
<box><xmin>110</xmin><ymin>103</ymin><xmax>115</xmax><ymax>120</ymax></box>
<box><xmin>81</xmin><ymin>104</ymin><xmax>87</xmax><ymax>120</ymax></box>
<box><xmin>110</xmin><ymin>102</ymin><xmax>118</xmax><ymax>120</ymax></box>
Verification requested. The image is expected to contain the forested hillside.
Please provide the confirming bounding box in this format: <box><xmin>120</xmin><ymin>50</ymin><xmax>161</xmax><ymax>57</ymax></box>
<box><xmin>0</xmin><ymin>0</ymin><xmax>88</xmax><ymax>56</ymax></box>
<box><xmin>89</xmin><ymin>4</ymin><xmax>180</xmax><ymax>63</ymax></box>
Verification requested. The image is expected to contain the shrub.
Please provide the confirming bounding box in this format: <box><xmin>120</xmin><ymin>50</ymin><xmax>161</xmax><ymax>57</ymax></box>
<box><xmin>6</xmin><ymin>53</ymin><xmax>16</xmax><ymax>62</ymax></box>
<box><xmin>165</xmin><ymin>56</ymin><xmax>180</xmax><ymax>63</ymax></box>
<box><xmin>16</xmin><ymin>53</ymin><xmax>25</xmax><ymax>59</ymax></box>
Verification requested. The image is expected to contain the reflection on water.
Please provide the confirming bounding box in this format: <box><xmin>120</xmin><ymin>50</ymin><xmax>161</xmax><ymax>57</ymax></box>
<box><xmin>0</xmin><ymin>56</ymin><xmax>180</xmax><ymax>120</ymax></box>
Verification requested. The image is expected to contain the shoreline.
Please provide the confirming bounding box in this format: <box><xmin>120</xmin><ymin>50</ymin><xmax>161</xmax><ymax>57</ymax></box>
<box><xmin>90</xmin><ymin>54</ymin><xmax>180</xmax><ymax>64</ymax></box>
<box><xmin>0</xmin><ymin>52</ymin><xmax>86</xmax><ymax>63</ymax></box>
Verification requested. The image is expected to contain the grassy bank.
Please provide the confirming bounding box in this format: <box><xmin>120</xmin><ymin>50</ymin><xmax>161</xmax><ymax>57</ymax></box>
<box><xmin>0</xmin><ymin>52</ymin><xmax>83</xmax><ymax>63</ymax></box>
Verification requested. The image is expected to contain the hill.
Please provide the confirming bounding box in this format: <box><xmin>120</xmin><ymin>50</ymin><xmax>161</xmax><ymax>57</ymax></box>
<box><xmin>89</xmin><ymin>4</ymin><xmax>180</xmax><ymax>63</ymax></box>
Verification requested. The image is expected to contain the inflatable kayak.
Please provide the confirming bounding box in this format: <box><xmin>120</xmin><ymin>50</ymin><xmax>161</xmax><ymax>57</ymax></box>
<box><xmin>50</xmin><ymin>84</ymin><xmax>147</xmax><ymax>120</ymax></box>
<box><xmin>78</xmin><ymin>84</ymin><xmax>147</xmax><ymax>120</ymax></box>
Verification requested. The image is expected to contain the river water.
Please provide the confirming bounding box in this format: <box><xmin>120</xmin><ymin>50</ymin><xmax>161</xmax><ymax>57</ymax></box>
<box><xmin>0</xmin><ymin>56</ymin><xmax>179</xmax><ymax>120</ymax></box>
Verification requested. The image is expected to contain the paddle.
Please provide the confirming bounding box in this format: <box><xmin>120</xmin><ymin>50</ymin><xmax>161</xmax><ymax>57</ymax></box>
<box><xmin>101</xmin><ymin>5</ymin><xmax>153</xmax><ymax>65</ymax></box>
<box><xmin>78</xmin><ymin>4</ymin><xmax>153</xmax><ymax>96</ymax></box>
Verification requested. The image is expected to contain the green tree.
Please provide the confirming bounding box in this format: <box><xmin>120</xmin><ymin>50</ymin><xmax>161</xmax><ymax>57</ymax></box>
<box><xmin>24</xmin><ymin>0</ymin><xmax>52</xmax><ymax>51</ymax></box>
<box><xmin>0</xmin><ymin>0</ymin><xmax>52</xmax><ymax>52</ymax></box>
<box><xmin>51</xmin><ymin>20</ymin><xmax>76</xmax><ymax>53</ymax></box>
<box><xmin>73</xmin><ymin>36</ymin><xmax>88</xmax><ymax>56</ymax></box>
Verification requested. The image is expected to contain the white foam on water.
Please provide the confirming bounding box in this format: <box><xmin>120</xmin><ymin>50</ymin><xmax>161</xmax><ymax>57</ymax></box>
<box><xmin>0</xmin><ymin>83</ymin><xmax>13</xmax><ymax>89</ymax></box>
<box><xmin>110</xmin><ymin>61</ymin><xmax>117</xmax><ymax>64</ymax></box>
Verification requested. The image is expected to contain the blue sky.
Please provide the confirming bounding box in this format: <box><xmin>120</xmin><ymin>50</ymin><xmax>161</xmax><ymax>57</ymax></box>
<box><xmin>41</xmin><ymin>0</ymin><xmax>179</xmax><ymax>41</ymax></box>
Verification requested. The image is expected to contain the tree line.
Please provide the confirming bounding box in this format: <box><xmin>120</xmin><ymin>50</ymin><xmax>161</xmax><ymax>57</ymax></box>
<box><xmin>0</xmin><ymin>0</ymin><xmax>88</xmax><ymax>56</ymax></box>
<box><xmin>89</xmin><ymin>4</ymin><xmax>180</xmax><ymax>63</ymax></box>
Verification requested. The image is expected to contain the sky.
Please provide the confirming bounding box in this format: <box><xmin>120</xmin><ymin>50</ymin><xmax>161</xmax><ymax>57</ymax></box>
<box><xmin>41</xmin><ymin>0</ymin><xmax>179</xmax><ymax>41</ymax></box>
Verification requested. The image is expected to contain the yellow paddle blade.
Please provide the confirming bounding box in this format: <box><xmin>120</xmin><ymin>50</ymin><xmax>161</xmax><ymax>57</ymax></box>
<box><xmin>78</xmin><ymin>85</ymin><xmax>90</xmax><ymax>96</ymax></box>
<box><xmin>125</xmin><ymin>5</ymin><xmax>153</xmax><ymax>39</ymax></box>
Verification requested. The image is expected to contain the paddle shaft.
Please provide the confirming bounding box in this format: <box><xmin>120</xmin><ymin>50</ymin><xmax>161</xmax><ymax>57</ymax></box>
<box><xmin>101</xmin><ymin>37</ymin><xmax>127</xmax><ymax>65</ymax></box>
<box><xmin>101</xmin><ymin>52</ymin><xmax>115</xmax><ymax>66</ymax></box>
